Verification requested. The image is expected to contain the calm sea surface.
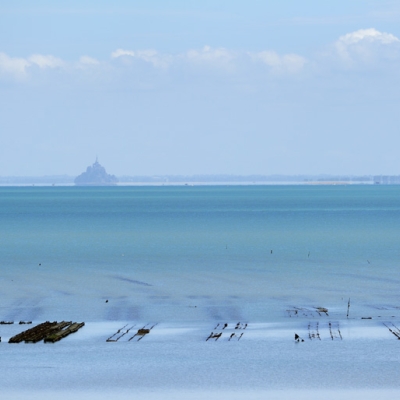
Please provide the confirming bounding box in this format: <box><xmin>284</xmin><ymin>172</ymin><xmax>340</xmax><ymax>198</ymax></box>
<box><xmin>1</xmin><ymin>185</ymin><xmax>399</xmax><ymax>322</ymax></box>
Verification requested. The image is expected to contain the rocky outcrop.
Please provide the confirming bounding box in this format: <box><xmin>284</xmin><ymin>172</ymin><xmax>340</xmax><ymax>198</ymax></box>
<box><xmin>75</xmin><ymin>160</ymin><xmax>118</xmax><ymax>186</ymax></box>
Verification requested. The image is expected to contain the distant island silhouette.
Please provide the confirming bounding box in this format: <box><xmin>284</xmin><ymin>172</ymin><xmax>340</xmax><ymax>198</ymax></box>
<box><xmin>74</xmin><ymin>159</ymin><xmax>118</xmax><ymax>186</ymax></box>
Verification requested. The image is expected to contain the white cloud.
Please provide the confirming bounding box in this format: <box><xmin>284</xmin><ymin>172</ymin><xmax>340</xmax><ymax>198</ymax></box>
<box><xmin>111</xmin><ymin>48</ymin><xmax>170</xmax><ymax>68</ymax></box>
<box><xmin>187</xmin><ymin>45</ymin><xmax>233</xmax><ymax>61</ymax></box>
<box><xmin>0</xmin><ymin>52</ymin><xmax>30</xmax><ymax>77</ymax></box>
<box><xmin>334</xmin><ymin>28</ymin><xmax>400</xmax><ymax>66</ymax></box>
<box><xmin>135</xmin><ymin>50</ymin><xmax>171</xmax><ymax>68</ymax></box>
<box><xmin>338</xmin><ymin>28</ymin><xmax>399</xmax><ymax>46</ymax></box>
<box><xmin>2</xmin><ymin>31</ymin><xmax>399</xmax><ymax>86</ymax></box>
<box><xmin>0</xmin><ymin>52</ymin><xmax>96</xmax><ymax>80</ymax></box>
<box><xmin>110</xmin><ymin>46</ymin><xmax>304</xmax><ymax>75</ymax></box>
<box><xmin>111</xmin><ymin>48</ymin><xmax>135</xmax><ymax>58</ymax></box>
<box><xmin>252</xmin><ymin>51</ymin><xmax>307</xmax><ymax>74</ymax></box>
<box><xmin>28</xmin><ymin>54</ymin><xmax>64</xmax><ymax>68</ymax></box>
<box><xmin>79</xmin><ymin>56</ymin><xmax>100</xmax><ymax>65</ymax></box>
<box><xmin>186</xmin><ymin>45</ymin><xmax>236</xmax><ymax>70</ymax></box>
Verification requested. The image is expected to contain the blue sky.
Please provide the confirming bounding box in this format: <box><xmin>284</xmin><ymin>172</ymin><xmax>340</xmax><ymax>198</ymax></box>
<box><xmin>1</xmin><ymin>1</ymin><xmax>400</xmax><ymax>176</ymax></box>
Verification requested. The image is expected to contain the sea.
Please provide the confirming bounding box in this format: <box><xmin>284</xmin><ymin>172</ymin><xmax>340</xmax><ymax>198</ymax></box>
<box><xmin>1</xmin><ymin>185</ymin><xmax>400</xmax><ymax>397</ymax></box>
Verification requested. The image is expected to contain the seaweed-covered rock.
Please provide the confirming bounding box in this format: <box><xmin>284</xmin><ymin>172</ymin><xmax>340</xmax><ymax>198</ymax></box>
<box><xmin>75</xmin><ymin>160</ymin><xmax>118</xmax><ymax>186</ymax></box>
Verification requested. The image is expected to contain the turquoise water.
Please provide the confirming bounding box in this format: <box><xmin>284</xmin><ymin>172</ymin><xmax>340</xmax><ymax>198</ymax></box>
<box><xmin>1</xmin><ymin>185</ymin><xmax>400</xmax><ymax>322</ymax></box>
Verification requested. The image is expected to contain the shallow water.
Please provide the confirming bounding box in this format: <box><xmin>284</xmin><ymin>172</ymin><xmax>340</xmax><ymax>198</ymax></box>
<box><xmin>1</xmin><ymin>185</ymin><xmax>399</xmax><ymax>323</ymax></box>
<box><xmin>1</xmin><ymin>185</ymin><xmax>400</xmax><ymax>394</ymax></box>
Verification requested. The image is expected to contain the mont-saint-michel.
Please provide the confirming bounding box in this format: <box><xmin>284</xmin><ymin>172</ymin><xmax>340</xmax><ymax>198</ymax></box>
<box><xmin>74</xmin><ymin>159</ymin><xmax>118</xmax><ymax>186</ymax></box>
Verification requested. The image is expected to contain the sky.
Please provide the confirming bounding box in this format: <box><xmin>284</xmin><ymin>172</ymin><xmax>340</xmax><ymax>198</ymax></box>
<box><xmin>1</xmin><ymin>0</ymin><xmax>400</xmax><ymax>176</ymax></box>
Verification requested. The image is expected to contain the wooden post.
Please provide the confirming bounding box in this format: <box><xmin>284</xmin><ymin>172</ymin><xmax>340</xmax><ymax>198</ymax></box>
<box><xmin>347</xmin><ymin>298</ymin><xmax>351</xmax><ymax>319</ymax></box>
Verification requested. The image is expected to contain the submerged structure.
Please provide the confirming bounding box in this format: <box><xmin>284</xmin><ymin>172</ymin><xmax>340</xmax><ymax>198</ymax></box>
<box><xmin>74</xmin><ymin>159</ymin><xmax>118</xmax><ymax>186</ymax></box>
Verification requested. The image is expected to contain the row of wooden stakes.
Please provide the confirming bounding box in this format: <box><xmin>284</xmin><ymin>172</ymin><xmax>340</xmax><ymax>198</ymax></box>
<box><xmin>206</xmin><ymin>322</ymin><xmax>248</xmax><ymax>341</ymax></box>
<box><xmin>106</xmin><ymin>323</ymin><xmax>157</xmax><ymax>342</ymax></box>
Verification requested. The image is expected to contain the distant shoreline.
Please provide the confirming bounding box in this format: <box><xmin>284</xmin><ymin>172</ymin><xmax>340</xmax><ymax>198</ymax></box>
<box><xmin>1</xmin><ymin>174</ymin><xmax>398</xmax><ymax>186</ymax></box>
<box><xmin>0</xmin><ymin>181</ymin><xmax>375</xmax><ymax>187</ymax></box>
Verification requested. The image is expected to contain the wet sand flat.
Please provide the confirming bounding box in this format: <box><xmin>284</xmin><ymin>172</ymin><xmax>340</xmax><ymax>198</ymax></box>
<box><xmin>1</xmin><ymin>320</ymin><xmax>400</xmax><ymax>397</ymax></box>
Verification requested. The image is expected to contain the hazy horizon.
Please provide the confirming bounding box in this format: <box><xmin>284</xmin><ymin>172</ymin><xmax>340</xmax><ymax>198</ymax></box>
<box><xmin>1</xmin><ymin>1</ymin><xmax>400</xmax><ymax>176</ymax></box>
<box><xmin>0</xmin><ymin>168</ymin><xmax>392</xmax><ymax>186</ymax></box>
